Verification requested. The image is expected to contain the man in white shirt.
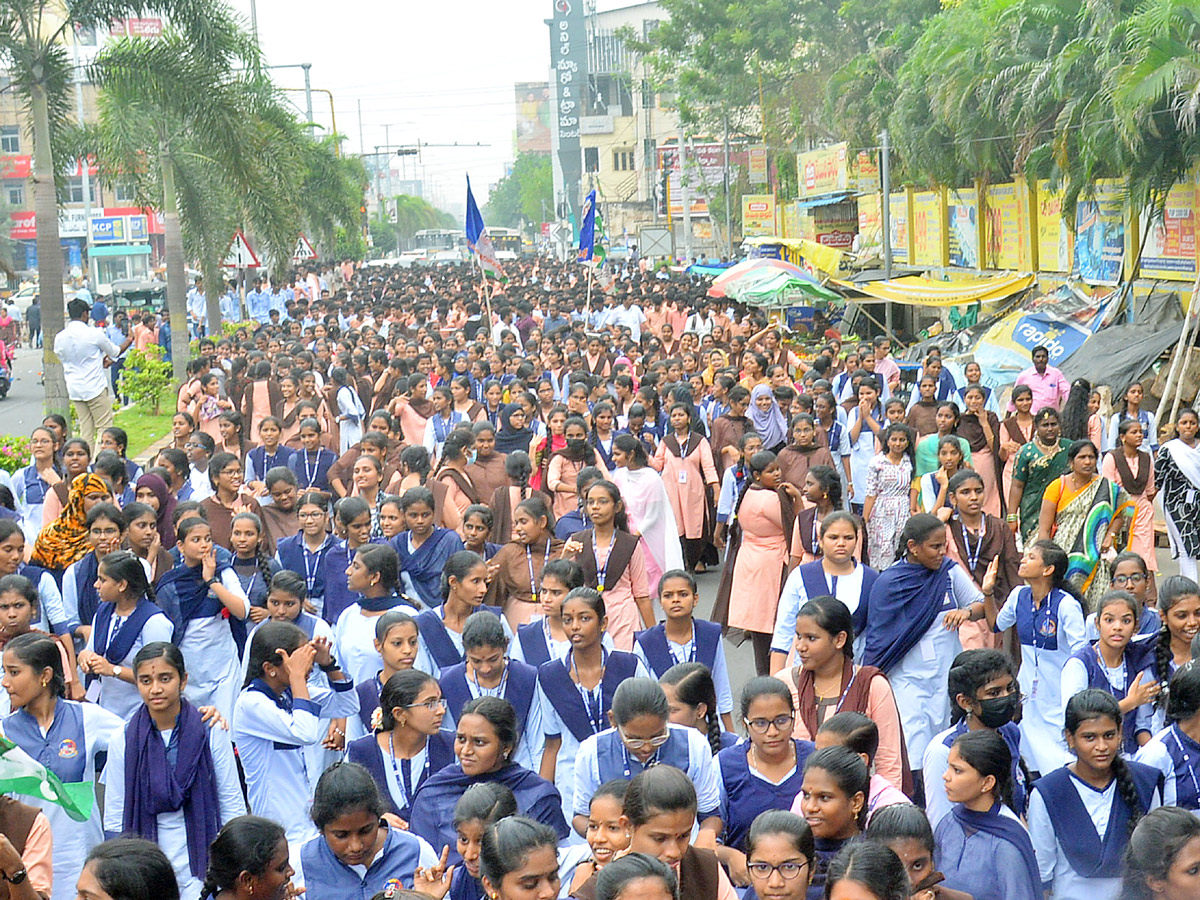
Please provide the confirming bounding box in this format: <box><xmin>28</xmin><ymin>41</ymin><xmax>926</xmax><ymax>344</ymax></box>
<box><xmin>608</xmin><ymin>295</ymin><xmax>647</xmax><ymax>344</ymax></box>
<box><xmin>54</xmin><ymin>298</ymin><xmax>133</xmax><ymax>448</ymax></box>
<box><xmin>186</xmin><ymin>278</ymin><xmax>207</xmax><ymax>338</ymax></box>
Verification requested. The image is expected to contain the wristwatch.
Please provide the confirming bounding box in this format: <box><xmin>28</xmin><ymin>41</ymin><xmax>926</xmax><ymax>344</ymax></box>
<box><xmin>112</xmin><ymin>666</ymin><xmax>123</xmax><ymax>679</ymax></box>
<box><xmin>5</xmin><ymin>867</ymin><xmax>27</xmax><ymax>885</ymax></box>
<box><xmin>319</xmin><ymin>660</ymin><xmax>341</xmax><ymax>674</ymax></box>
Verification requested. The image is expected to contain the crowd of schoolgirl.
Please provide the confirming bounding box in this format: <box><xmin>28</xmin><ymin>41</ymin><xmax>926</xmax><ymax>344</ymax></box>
<box><xmin>0</xmin><ymin>261</ymin><xmax>1197</xmax><ymax>900</ymax></box>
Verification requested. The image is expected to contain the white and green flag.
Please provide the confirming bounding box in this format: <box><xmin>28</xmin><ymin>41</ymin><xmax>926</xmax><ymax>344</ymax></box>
<box><xmin>0</xmin><ymin>736</ymin><xmax>92</xmax><ymax>822</ymax></box>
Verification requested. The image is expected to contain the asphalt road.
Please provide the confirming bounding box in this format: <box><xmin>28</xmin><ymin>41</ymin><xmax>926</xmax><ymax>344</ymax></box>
<box><xmin>1</xmin><ymin>345</ymin><xmax>54</xmax><ymax>435</ymax></box>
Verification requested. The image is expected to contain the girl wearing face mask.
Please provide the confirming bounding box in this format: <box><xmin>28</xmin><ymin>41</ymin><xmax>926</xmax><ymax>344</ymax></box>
<box><xmin>984</xmin><ymin>539</ymin><xmax>1087</xmax><ymax>776</ymax></box>
<box><xmin>1156</xmin><ymin>408</ymin><xmax>1200</xmax><ymax>581</ymax></box>
<box><xmin>292</xmin><ymin>762</ymin><xmax>439</xmax><ymax>897</ymax></box>
<box><xmin>1028</xmin><ymin>690</ymin><xmax>1162</xmax><ymax>900</ymax></box>
<box><xmin>866</xmin><ymin>802</ymin><xmax>971</xmax><ymax>900</ymax></box>
<box><xmin>408</xmin><ymin>697</ymin><xmax>569</xmax><ymax>865</ymax></box>
<box><xmin>935</xmin><ymin>731</ymin><xmax>1040</xmax><ymax>900</ymax></box>
<box><xmin>1060</xmin><ymin>591</ymin><xmax>1159</xmax><ymax>755</ymax></box>
<box><xmin>548</xmin><ymin>417</ymin><xmax>607</xmax><ymax>521</ymax></box>
<box><xmin>103</xmin><ymin>642</ymin><xmax>243</xmax><ymax>900</ymax></box>
<box><xmin>922</xmin><ymin>649</ymin><xmax>1026</xmax><ymax>829</ymax></box>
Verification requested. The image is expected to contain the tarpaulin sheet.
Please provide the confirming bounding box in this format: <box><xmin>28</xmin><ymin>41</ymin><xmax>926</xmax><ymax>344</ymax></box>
<box><xmin>832</xmin><ymin>273</ymin><xmax>1036</xmax><ymax>307</ymax></box>
<box><xmin>1059</xmin><ymin>292</ymin><xmax>1183</xmax><ymax>390</ymax></box>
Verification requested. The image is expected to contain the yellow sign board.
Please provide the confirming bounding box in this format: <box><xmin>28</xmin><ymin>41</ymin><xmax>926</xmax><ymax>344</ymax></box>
<box><xmin>798</xmin><ymin>143</ymin><xmax>849</xmax><ymax>198</ymax></box>
<box><xmin>911</xmin><ymin>190</ymin><xmax>946</xmax><ymax>267</ymax></box>
<box><xmin>1035</xmin><ymin>181</ymin><xmax>1073</xmax><ymax>273</ymax></box>
<box><xmin>742</xmin><ymin>193</ymin><xmax>777</xmax><ymax>237</ymax></box>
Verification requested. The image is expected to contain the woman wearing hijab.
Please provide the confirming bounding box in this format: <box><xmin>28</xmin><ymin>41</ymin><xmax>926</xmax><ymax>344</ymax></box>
<box><xmin>134</xmin><ymin>473</ymin><xmax>178</xmax><ymax>550</ymax></box>
<box><xmin>494</xmin><ymin>404</ymin><xmax>535</xmax><ymax>456</ymax></box>
<box><xmin>749</xmin><ymin>384</ymin><xmax>787</xmax><ymax>453</ymax></box>
<box><xmin>31</xmin><ymin>473</ymin><xmax>113</xmax><ymax>576</ymax></box>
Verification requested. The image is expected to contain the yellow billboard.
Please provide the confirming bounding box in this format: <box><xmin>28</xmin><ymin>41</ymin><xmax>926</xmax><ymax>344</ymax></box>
<box><xmin>911</xmin><ymin>190</ymin><xmax>946</xmax><ymax>267</ymax></box>
<box><xmin>742</xmin><ymin>193</ymin><xmax>777</xmax><ymax>237</ymax></box>
<box><xmin>1035</xmin><ymin>181</ymin><xmax>1073</xmax><ymax>273</ymax></box>
<box><xmin>1141</xmin><ymin>174</ymin><xmax>1198</xmax><ymax>281</ymax></box>
<box><xmin>985</xmin><ymin>183</ymin><xmax>1024</xmax><ymax>270</ymax></box>
<box><xmin>889</xmin><ymin>192</ymin><xmax>910</xmax><ymax>263</ymax></box>
<box><xmin>858</xmin><ymin>194</ymin><xmax>882</xmax><ymax>255</ymax></box>
<box><xmin>798</xmin><ymin>143</ymin><xmax>849</xmax><ymax>198</ymax></box>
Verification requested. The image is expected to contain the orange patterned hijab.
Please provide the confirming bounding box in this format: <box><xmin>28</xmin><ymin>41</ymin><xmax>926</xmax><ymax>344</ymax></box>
<box><xmin>31</xmin><ymin>473</ymin><xmax>111</xmax><ymax>570</ymax></box>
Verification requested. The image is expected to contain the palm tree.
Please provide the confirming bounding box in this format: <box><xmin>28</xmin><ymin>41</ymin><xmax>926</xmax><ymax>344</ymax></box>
<box><xmin>89</xmin><ymin>17</ymin><xmax>303</xmax><ymax>380</ymax></box>
<box><xmin>0</xmin><ymin>0</ymin><xmax>231</xmax><ymax>414</ymax></box>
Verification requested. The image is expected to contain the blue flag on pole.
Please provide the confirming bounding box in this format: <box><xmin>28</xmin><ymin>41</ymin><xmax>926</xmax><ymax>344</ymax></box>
<box><xmin>578</xmin><ymin>189</ymin><xmax>597</xmax><ymax>262</ymax></box>
<box><xmin>465</xmin><ymin>175</ymin><xmax>504</xmax><ymax>279</ymax></box>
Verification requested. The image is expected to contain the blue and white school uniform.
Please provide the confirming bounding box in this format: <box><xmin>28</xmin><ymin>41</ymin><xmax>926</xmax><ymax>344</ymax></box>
<box><xmin>83</xmin><ymin>599</ymin><xmax>174</xmax><ymax>720</ymax></box>
<box><xmin>717</xmin><ymin>738</ymin><xmax>814</xmax><ymax>851</ymax></box>
<box><xmin>538</xmin><ymin>650</ymin><xmax>649</xmax><ymax>821</ymax></box>
<box><xmin>955</xmin><ymin>384</ymin><xmax>1001</xmax><ymax>417</ymax></box>
<box><xmin>1084</xmin><ymin>604</ymin><xmax>1160</xmax><ymax>643</ymax></box>
<box><xmin>11</xmin><ymin>464</ymin><xmax>53</xmax><ymax>547</ymax></box>
<box><xmin>1135</xmin><ymin>724</ymin><xmax>1200</xmax><ymax>812</ymax></box>
<box><xmin>923</xmin><ymin>721</ymin><xmax>1028</xmax><ymax>830</ymax></box>
<box><xmin>275</xmin><ymin>533</ymin><xmax>336</xmax><ymax>619</ymax></box>
<box><xmin>439</xmin><ymin>659</ymin><xmax>545</xmax><ymax>771</ymax></box>
<box><xmin>424</xmin><ymin>411</ymin><xmax>467</xmax><ymax>462</ymax></box>
<box><xmin>1027</xmin><ymin>762</ymin><xmax>1162</xmax><ymax>900</ymax></box>
<box><xmin>334</xmin><ymin>600</ymin><xmax>428</xmax><ymax>685</ymax></box>
<box><xmin>170</xmin><ymin>568</ymin><xmax>248</xmax><ymax>719</ymax></box>
<box><xmin>1060</xmin><ymin>643</ymin><xmax>1156</xmax><ymax>754</ymax></box>
<box><xmin>934</xmin><ymin>803</ymin><xmax>1040</xmax><ymax>900</ymax></box>
<box><xmin>771</xmin><ymin>561</ymin><xmax>878</xmax><ymax>662</ymax></box>
<box><xmin>244</xmin><ymin>444</ymin><xmax>295</xmax><ymax>487</ymax></box>
<box><xmin>292</xmin><ymin>825</ymin><xmax>438</xmax><ymax>897</ymax></box>
<box><xmin>510</xmin><ymin>615</ymin><xmax>614</xmax><ymax>667</ymax></box>
<box><xmin>415</xmin><ymin>604</ymin><xmax>513</xmax><ymax>678</ymax></box>
<box><xmin>716</xmin><ymin>463</ymin><xmax>750</xmax><ymax>525</ymax></box>
<box><xmin>20</xmin><ymin>562</ymin><xmax>70</xmax><ymax>636</ymax></box>
<box><xmin>633</xmin><ymin>619</ymin><xmax>733</xmax><ymax>716</ymax></box>
<box><xmin>994</xmin><ymin>585</ymin><xmax>1087</xmax><ymax>774</ymax></box>
<box><xmin>346</xmin><ymin>730</ymin><xmax>456</xmax><ymax>821</ymax></box>
<box><xmin>347</xmin><ymin>671</ymin><xmax>385</xmax><ymax>743</ymax></box>
<box><xmin>1106</xmin><ymin>409</ymin><xmax>1159</xmax><ymax>452</ymax></box>
<box><xmin>3</xmin><ymin>700</ymin><xmax>124</xmax><ymax>900</ymax></box>
<box><xmin>845</xmin><ymin>404</ymin><xmax>884</xmax><ymax>504</ymax></box>
<box><xmin>287</xmin><ymin>447</ymin><xmax>336</xmax><ymax>494</ymax></box>
<box><xmin>187</xmin><ymin>466</ymin><xmax>213</xmax><ymax>501</ymax></box>
<box><xmin>102</xmin><ymin>713</ymin><xmax>245</xmax><ymax>900</ymax></box>
<box><xmin>232</xmin><ymin>676</ymin><xmax>360</xmax><ymax>844</ymax></box>
<box><xmin>573</xmin><ymin>723</ymin><xmax>721</xmax><ymax>821</ymax></box>
<box><xmin>230</xmin><ymin>557</ymin><xmax>280</xmax><ymax>613</ymax></box>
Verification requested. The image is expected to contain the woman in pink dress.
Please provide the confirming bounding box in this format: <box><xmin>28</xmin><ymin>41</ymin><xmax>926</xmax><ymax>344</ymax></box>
<box><xmin>651</xmin><ymin>403</ymin><xmax>720</xmax><ymax>572</ymax></box>
<box><xmin>959</xmin><ymin>386</ymin><xmax>1003</xmax><ymax>517</ymax></box>
<box><xmin>611</xmin><ymin>434</ymin><xmax>684</xmax><ymax>594</ymax></box>
<box><xmin>715</xmin><ymin>451</ymin><xmax>799</xmax><ymax>675</ymax></box>
<box><xmin>999</xmin><ymin>384</ymin><xmax>1034</xmax><ymax>507</ymax></box>
<box><xmin>1102</xmin><ymin>418</ymin><xmax>1157</xmax><ymax>582</ymax></box>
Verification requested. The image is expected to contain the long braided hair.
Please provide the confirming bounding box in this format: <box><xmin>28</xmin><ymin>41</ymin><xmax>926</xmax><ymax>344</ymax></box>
<box><xmin>661</xmin><ymin>661</ymin><xmax>723</xmax><ymax>755</ymax></box>
<box><xmin>1064</xmin><ymin>690</ymin><xmax>1145</xmax><ymax>834</ymax></box>
<box><xmin>231</xmin><ymin>512</ymin><xmax>275</xmax><ymax>590</ymax></box>
<box><xmin>1153</xmin><ymin>575</ymin><xmax>1200</xmax><ymax>710</ymax></box>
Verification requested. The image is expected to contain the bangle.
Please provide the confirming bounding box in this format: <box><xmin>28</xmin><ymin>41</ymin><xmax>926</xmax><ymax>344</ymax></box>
<box><xmin>1005</xmin><ymin>514</ymin><xmax>1018</xmax><ymax>522</ymax></box>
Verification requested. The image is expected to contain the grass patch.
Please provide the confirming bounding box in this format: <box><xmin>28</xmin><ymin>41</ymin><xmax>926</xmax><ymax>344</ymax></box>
<box><xmin>115</xmin><ymin>407</ymin><xmax>173</xmax><ymax>460</ymax></box>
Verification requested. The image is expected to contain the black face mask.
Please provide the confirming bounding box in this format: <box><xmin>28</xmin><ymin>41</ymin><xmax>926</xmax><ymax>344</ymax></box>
<box><xmin>567</xmin><ymin>438</ymin><xmax>590</xmax><ymax>458</ymax></box>
<box><xmin>975</xmin><ymin>693</ymin><xmax>1020</xmax><ymax>729</ymax></box>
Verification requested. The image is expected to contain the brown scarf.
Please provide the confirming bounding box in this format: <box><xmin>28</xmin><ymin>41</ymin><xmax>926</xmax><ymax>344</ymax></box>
<box><xmin>1109</xmin><ymin>448</ymin><xmax>1151</xmax><ymax>496</ymax></box>
<box><xmin>574</xmin><ymin>529</ymin><xmax>638</xmax><ymax>592</ymax></box>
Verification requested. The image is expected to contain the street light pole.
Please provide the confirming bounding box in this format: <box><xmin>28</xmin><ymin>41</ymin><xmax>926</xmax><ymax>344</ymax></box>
<box><xmin>301</xmin><ymin>63</ymin><xmax>314</xmax><ymax>135</ymax></box>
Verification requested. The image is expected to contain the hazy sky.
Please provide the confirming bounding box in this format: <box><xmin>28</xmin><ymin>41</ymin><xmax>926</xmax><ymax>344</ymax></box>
<box><xmin>226</xmin><ymin>0</ymin><xmax>627</xmax><ymax>213</ymax></box>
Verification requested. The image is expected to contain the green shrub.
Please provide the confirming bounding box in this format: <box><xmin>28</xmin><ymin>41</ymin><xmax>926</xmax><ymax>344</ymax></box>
<box><xmin>118</xmin><ymin>345</ymin><xmax>174</xmax><ymax>415</ymax></box>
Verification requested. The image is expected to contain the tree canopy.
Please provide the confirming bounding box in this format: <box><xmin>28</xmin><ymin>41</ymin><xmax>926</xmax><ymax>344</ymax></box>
<box><xmin>484</xmin><ymin>153</ymin><xmax>552</xmax><ymax>231</ymax></box>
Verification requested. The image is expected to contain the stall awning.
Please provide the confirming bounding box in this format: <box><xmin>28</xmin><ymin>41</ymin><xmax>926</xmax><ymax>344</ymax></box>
<box><xmin>832</xmin><ymin>273</ymin><xmax>1036</xmax><ymax>307</ymax></box>
<box><xmin>793</xmin><ymin>193</ymin><xmax>855</xmax><ymax>209</ymax></box>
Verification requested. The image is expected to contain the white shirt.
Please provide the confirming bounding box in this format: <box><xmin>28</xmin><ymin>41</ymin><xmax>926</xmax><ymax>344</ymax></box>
<box><xmin>53</xmin><ymin>320</ymin><xmax>122</xmax><ymax>401</ymax></box>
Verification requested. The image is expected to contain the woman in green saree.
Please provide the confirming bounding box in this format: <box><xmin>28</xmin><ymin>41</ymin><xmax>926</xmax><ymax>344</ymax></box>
<box><xmin>1008</xmin><ymin>408</ymin><xmax>1070</xmax><ymax>544</ymax></box>
<box><xmin>1037</xmin><ymin>439</ymin><xmax>1131</xmax><ymax>607</ymax></box>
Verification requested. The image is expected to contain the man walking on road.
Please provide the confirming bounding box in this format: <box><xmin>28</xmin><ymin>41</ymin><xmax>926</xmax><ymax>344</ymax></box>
<box><xmin>53</xmin><ymin>297</ymin><xmax>133</xmax><ymax>448</ymax></box>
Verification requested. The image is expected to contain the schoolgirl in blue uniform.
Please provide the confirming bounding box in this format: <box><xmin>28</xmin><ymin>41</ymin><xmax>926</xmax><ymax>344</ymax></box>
<box><xmin>12</xmin><ymin>427</ymin><xmax>60</xmax><ymax>548</ymax></box>
<box><xmin>61</xmin><ymin>503</ymin><xmax>126</xmax><ymax>640</ymax></box>
<box><xmin>77</xmin><ymin>550</ymin><xmax>173</xmax><ymax>721</ymax></box>
<box><xmin>417</xmin><ymin>551</ymin><xmax>510</xmax><ymax>677</ymax></box>
<box><xmin>572</xmin><ymin>677</ymin><xmax>723</xmax><ymax>843</ymax></box>
<box><xmin>1060</xmin><ymin>591</ymin><xmax>1159</xmax><ymax>755</ymax></box>
<box><xmin>321</xmin><ymin>495</ymin><xmax>379</xmax><ymax>625</ymax></box>
<box><xmin>292</xmin><ymin>762</ymin><xmax>438</xmax><ymax>897</ymax></box>
<box><xmin>799</xmin><ymin>746</ymin><xmax>869</xmax><ymax>900</ymax></box>
<box><xmin>231</xmin><ymin>621</ymin><xmax>359</xmax><ymax>844</ymax></box>
<box><xmin>1144</xmin><ymin>576</ymin><xmax>1200</xmax><ymax>736</ymax></box>
<box><xmin>347</xmin><ymin>610</ymin><xmax>420</xmax><ymax>742</ymax></box>
<box><xmin>228</xmin><ymin>512</ymin><xmax>279</xmax><ymax>616</ymax></box>
<box><xmin>439</xmin><ymin>611</ymin><xmax>544</xmax><ymax>771</ymax></box>
<box><xmin>1</xmin><ymin>633</ymin><xmax>124</xmax><ymax>900</ymax></box>
<box><xmin>347</xmin><ymin>669</ymin><xmax>455</xmax><ymax>824</ymax></box>
<box><xmin>274</xmin><ymin>492</ymin><xmax>337</xmax><ymax>619</ymax></box>
<box><xmin>634</xmin><ymin>569</ymin><xmax>733</xmax><ymax>728</ymax></box>
<box><xmin>716</xmin><ymin>676</ymin><xmax>814</xmax><ymax>865</ymax></box>
<box><xmin>244</xmin><ymin>416</ymin><xmax>294</xmax><ymax>487</ymax></box>
<box><xmin>512</xmin><ymin>559</ymin><xmax>590</xmax><ymax>667</ymax></box>
<box><xmin>987</xmin><ymin>539</ymin><xmax>1087</xmax><ymax>775</ymax></box>
<box><xmin>421</xmin><ymin>783</ymin><xmax>516</xmax><ymax>900</ymax></box>
<box><xmin>392</xmin><ymin>487</ymin><xmax>466</xmax><ymax>610</ymax></box>
<box><xmin>334</xmin><ymin>544</ymin><xmax>426</xmax><ymax>685</ymax></box>
<box><xmin>537</xmin><ymin>587</ymin><xmax>649</xmax><ymax>823</ymax></box>
<box><xmin>103</xmin><ymin>642</ymin><xmax>244</xmax><ymax>900</ymax></box>
<box><xmin>1029</xmin><ymin>691</ymin><xmax>1162</xmax><ymax>900</ymax></box>
<box><xmin>287</xmin><ymin>417</ymin><xmax>336</xmax><ymax>494</ymax></box>
<box><xmin>660</xmin><ymin>662</ymin><xmax>740</xmax><ymax>753</ymax></box>
<box><xmin>0</xmin><ymin>521</ymin><xmax>71</xmax><ymax>638</ymax></box>
<box><xmin>1136</xmin><ymin>661</ymin><xmax>1200</xmax><ymax>811</ymax></box>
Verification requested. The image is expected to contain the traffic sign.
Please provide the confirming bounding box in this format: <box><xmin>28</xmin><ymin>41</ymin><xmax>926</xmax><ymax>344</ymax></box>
<box><xmin>222</xmin><ymin>230</ymin><xmax>260</xmax><ymax>268</ymax></box>
<box><xmin>292</xmin><ymin>234</ymin><xmax>317</xmax><ymax>262</ymax></box>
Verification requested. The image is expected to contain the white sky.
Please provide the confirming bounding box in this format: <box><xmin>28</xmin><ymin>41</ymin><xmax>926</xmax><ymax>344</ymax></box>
<box><xmin>226</xmin><ymin>0</ymin><xmax>633</xmax><ymax>215</ymax></box>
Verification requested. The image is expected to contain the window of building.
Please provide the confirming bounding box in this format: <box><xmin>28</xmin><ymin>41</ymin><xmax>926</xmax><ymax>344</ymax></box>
<box><xmin>0</xmin><ymin>126</ymin><xmax>19</xmax><ymax>154</ymax></box>
<box><xmin>612</xmin><ymin>150</ymin><xmax>635</xmax><ymax>172</ymax></box>
<box><xmin>114</xmin><ymin>182</ymin><xmax>138</xmax><ymax>203</ymax></box>
<box><xmin>584</xmin><ymin>147</ymin><xmax>600</xmax><ymax>173</ymax></box>
<box><xmin>5</xmin><ymin>184</ymin><xmax>23</xmax><ymax>206</ymax></box>
<box><xmin>65</xmin><ymin>175</ymin><xmax>97</xmax><ymax>205</ymax></box>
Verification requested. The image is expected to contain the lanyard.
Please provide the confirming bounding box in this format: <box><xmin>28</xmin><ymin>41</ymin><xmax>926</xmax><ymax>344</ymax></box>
<box><xmin>594</xmin><ymin>530</ymin><xmax>618</xmax><ymax>593</ymax></box>
<box><xmin>526</xmin><ymin>541</ymin><xmax>551</xmax><ymax>604</ymax></box>
<box><xmin>831</xmin><ymin>667</ymin><xmax>859</xmax><ymax>716</ymax></box>
<box><xmin>621</xmin><ymin>740</ymin><xmax>662</xmax><ymax>778</ymax></box>
<box><xmin>809</xmin><ymin>515</ymin><xmax>820</xmax><ymax>554</ymax></box>
<box><xmin>302</xmin><ymin>450</ymin><xmax>322</xmax><ymax>488</ymax></box>
<box><xmin>388</xmin><ymin>733</ymin><xmax>430</xmax><ymax>808</ymax></box>
<box><xmin>678</xmin><ymin>434</ymin><xmax>690</xmax><ymax>457</ymax></box>
<box><xmin>670</xmin><ymin>631</ymin><xmax>697</xmax><ymax>665</ymax></box>
<box><xmin>471</xmin><ymin>661</ymin><xmax>510</xmax><ymax>699</ymax></box>
<box><xmin>958</xmin><ymin>516</ymin><xmax>985</xmax><ymax>571</ymax></box>
<box><xmin>303</xmin><ymin>540</ymin><xmax>329</xmax><ymax>594</ymax></box>
<box><xmin>569</xmin><ymin>648</ymin><xmax>607</xmax><ymax>734</ymax></box>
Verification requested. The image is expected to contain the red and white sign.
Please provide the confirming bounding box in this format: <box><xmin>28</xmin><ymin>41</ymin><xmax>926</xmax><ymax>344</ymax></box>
<box><xmin>222</xmin><ymin>230</ymin><xmax>260</xmax><ymax>269</ymax></box>
<box><xmin>0</xmin><ymin>156</ymin><xmax>31</xmax><ymax>180</ymax></box>
<box><xmin>110</xmin><ymin>17</ymin><xmax>162</xmax><ymax>37</ymax></box>
<box><xmin>292</xmin><ymin>233</ymin><xmax>317</xmax><ymax>262</ymax></box>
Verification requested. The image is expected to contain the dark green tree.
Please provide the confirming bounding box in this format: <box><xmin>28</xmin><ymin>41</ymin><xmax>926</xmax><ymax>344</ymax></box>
<box><xmin>484</xmin><ymin>153</ymin><xmax>552</xmax><ymax>231</ymax></box>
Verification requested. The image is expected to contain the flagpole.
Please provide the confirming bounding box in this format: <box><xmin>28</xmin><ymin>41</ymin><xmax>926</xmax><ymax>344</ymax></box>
<box><xmin>585</xmin><ymin>264</ymin><xmax>594</xmax><ymax>313</ymax></box>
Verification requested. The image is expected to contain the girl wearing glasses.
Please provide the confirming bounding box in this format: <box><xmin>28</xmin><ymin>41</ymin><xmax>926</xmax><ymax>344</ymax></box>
<box><xmin>408</xmin><ymin>696</ymin><xmax>569</xmax><ymax>866</ymax></box>
<box><xmin>538</xmin><ymin>587</ymin><xmax>647</xmax><ymax>824</ymax></box>
<box><xmin>77</xmin><ymin>551</ymin><xmax>173</xmax><ymax>721</ymax></box>
<box><xmin>62</xmin><ymin>502</ymin><xmax>127</xmax><ymax>643</ymax></box>
<box><xmin>714</xmin><ymin>678</ymin><xmax>814</xmax><ymax>885</ymax></box>
<box><xmin>744</xmin><ymin>810</ymin><xmax>814</xmax><ymax>900</ymax></box>
<box><xmin>571</xmin><ymin>677</ymin><xmax>722</xmax><ymax>844</ymax></box>
<box><xmin>1085</xmin><ymin>552</ymin><xmax>1159</xmax><ymax>640</ymax></box>
<box><xmin>274</xmin><ymin>492</ymin><xmax>336</xmax><ymax>619</ymax></box>
<box><xmin>438</xmin><ymin>611</ymin><xmax>544</xmax><ymax>772</ymax></box>
<box><xmin>347</xmin><ymin>668</ymin><xmax>454</xmax><ymax>826</ymax></box>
